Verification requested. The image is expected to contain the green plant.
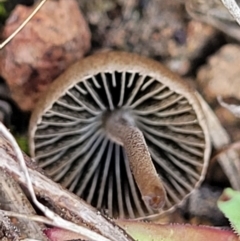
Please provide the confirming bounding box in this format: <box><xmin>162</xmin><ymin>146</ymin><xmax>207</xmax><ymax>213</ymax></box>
<box><xmin>217</xmin><ymin>187</ymin><xmax>240</xmax><ymax>235</ymax></box>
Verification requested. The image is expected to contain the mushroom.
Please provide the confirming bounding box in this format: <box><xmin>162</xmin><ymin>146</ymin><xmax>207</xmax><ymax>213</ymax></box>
<box><xmin>29</xmin><ymin>51</ymin><xmax>211</xmax><ymax>219</ymax></box>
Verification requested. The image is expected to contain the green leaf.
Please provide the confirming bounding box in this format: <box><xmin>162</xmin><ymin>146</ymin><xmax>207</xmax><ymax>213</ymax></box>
<box><xmin>118</xmin><ymin>220</ymin><xmax>239</xmax><ymax>241</ymax></box>
<box><xmin>218</xmin><ymin>187</ymin><xmax>240</xmax><ymax>235</ymax></box>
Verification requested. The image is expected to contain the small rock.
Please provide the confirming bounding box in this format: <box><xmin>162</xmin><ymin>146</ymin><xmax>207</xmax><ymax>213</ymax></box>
<box><xmin>0</xmin><ymin>0</ymin><xmax>91</xmax><ymax>111</ymax></box>
<box><xmin>197</xmin><ymin>44</ymin><xmax>240</xmax><ymax>102</ymax></box>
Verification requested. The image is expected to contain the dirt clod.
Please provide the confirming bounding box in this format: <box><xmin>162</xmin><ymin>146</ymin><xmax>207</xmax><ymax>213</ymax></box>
<box><xmin>0</xmin><ymin>0</ymin><xmax>91</xmax><ymax>111</ymax></box>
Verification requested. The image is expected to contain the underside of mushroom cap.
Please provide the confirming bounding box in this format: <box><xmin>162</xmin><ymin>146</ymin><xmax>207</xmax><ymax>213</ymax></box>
<box><xmin>29</xmin><ymin>51</ymin><xmax>211</xmax><ymax>219</ymax></box>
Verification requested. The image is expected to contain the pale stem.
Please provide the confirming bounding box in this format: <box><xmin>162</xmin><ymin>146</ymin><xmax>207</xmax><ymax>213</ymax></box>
<box><xmin>0</xmin><ymin>0</ymin><xmax>48</xmax><ymax>49</ymax></box>
<box><xmin>105</xmin><ymin>110</ymin><xmax>166</xmax><ymax>210</ymax></box>
<box><xmin>221</xmin><ymin>0</ymin><xmax>240</xmax><ymax>26</ymax></box>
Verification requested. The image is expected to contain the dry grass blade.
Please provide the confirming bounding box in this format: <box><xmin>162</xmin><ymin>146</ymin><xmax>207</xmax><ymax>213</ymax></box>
<box><xmin>218</xmin><ymin>96</ymin><xmax>240</xmax><ymax>117</ymax></box>
<box><xmin>0</xmin><ymin>123</ymin><xmax>54</xmax><ymax>221</ymax></box>
<box><xmin>221</xmin><ymin>0</ymin><xmax>240</xmax><ymax>26</ymax></box>
<box><xmin>0</xmin><ymin>123</ymin><xmax>134</xmax><ymax>241</ymax></box>
<box><xmin>0</xmin><ymin>0</ymin><xmax>47</xmax><ymax>49</ymax></box>
<box><xmin>1</xmin><ymin>210</ymin><xmax>93</xmax><ymax>240</ymax></box>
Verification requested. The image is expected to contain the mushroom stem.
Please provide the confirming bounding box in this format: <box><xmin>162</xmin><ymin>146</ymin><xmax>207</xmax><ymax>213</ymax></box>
<box><xmin>105</xmin><ymin>110</ymin><xmax>166</xmax><ymax>210</ymax></box>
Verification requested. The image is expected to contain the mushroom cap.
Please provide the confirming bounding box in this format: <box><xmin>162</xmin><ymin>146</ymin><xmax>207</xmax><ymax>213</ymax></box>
<box><xmin>29</xmin><ymin>51</ymin><xmax>211</xmax><ymax>219</ymax></box>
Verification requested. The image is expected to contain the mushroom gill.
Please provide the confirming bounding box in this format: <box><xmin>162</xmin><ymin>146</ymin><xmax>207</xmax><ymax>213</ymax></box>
<box><xmin>29</xmin><ymin>51</ymin><xmax>211</xmax><ymax>219</ymax></box>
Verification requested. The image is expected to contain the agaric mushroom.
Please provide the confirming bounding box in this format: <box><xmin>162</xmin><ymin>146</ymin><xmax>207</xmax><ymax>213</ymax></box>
<box><xmin>29</xmin><ymin>51</ymin><xmax>211</xmax><ymax>219</ymax></box>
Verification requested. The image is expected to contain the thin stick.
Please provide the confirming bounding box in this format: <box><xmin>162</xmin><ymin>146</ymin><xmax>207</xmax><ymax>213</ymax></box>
<box><xmin>1</xmin><ymin>210</ymin><xmax>98</xmax><ymax>241</ymax></box>
<box><xmin>218</xmin><ymin>96</ymin><xmax>240</xmax><ymax>117</ymax></box>
<box><xmin>1</xmin><ymin>210</ymin><xmax>65</xmax><ymax>228</ymax></box>
<box><xmin>0</xmin><ymin>0</ymin><xmax>48</xmax><ymax>49</ymax></box>
<box><xmin>221</xmin><ymin>0</ymin><xmax>240</xmax><ymax>26</ymax></box>
<box><xmin>0</xmin><ymin>123</ymin><xmax>40</xmax><ymax>208</ymax></box>
<box><xmin>105</xmin><ymin>110</ymin><xmax>166</xmax><ymax>210</ymax></box>
<box><xmin>211</xmin><ymin>140</ymin><xmax>240</xmax><ymax>162</ymax></box>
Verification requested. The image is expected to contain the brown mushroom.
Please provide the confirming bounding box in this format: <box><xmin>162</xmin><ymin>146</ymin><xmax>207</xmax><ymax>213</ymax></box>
<box><xmin>29</xmin><ymin>51</ymin><xmax>211</xmax><ymax>219</ymax></box>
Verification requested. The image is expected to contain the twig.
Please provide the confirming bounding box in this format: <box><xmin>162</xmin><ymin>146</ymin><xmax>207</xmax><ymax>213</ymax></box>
<box><xmin>1</xmin><ymin>210</ymin><xmax>72</xmax><ymax>229</ymax></box>
<box><xmin>221</xmin><ymin>0</ymin><xmax>240</xmax><ymax>26</ymax></box>
<box><xmin>218</xmin><ymin>96</ymin><xmax>240</xmax><ymax>117</ymax></box>
<box><xmin>0</xmin><ymin>122</ymin><xmax>45</xmax><ymax>215</ymax></box>
<box><xmin>0</xmin><ymin>0</ymin><xmax>47</xmax><ymax>49</ymax></box>
<box><xmin>1</xmin><ymin>210</ymin><xmax>97</xmax><ymax>241</ymax></box>
<box><xmin>211</xmin><ymin>140</ymin><xmax>240</xmax><ymax>163</ymax></box>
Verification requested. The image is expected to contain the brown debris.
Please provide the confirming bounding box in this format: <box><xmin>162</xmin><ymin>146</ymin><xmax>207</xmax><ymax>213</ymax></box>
<box><xmin>0</xmin><ymin>0</ymin><xmax>91</xmax><ymax>111</ymax></box>
<box><xmin>182</xmin><ymin>185</ymin><xmax>227</xmax><ymax>226</ymax></box>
